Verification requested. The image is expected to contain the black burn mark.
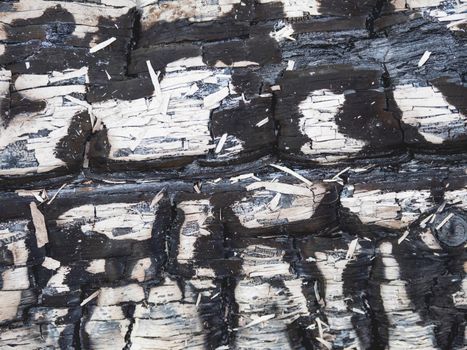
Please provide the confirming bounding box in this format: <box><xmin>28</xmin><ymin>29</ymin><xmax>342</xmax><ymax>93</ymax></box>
<box><xmin>432</xmin><ymin>78</ymin><xmax>467</xmax><ymax>123</ymax></box>
<box><xmin>0</xmin><ymin>87</ymin><xmax>11</xmax><ymax>128</ymax></box>
<box><xmin>168</xmin><ymin>193</ymin><xmax>228</xmax><ymax>349</ymax></box>
<box><xmin>86</xmin><ymin>77</ymin><xmax>153</xmax><ymax>103</ymax></box>
<box><xmin>276</xmin><ymin>66</ymin><xmax>404</xmax><ymax>162</ymax></box>
<box><xmin>87</xmin><ymin>126</ymin><xmax>111</xmax><ymax>170</ymax></box>
<box><xmin>127</xmin><ymin>1</ymin><xmax>283</xmax><ymax>78</ymax></box>
<box><xmin>166</xmin><ymin>202</ymin><xmax>193</xmax><ymax>278</ymax></box>
<box><xmin>0</xmin><ymin>6</ymin><xmax>76</xmax><ymax>70</ymax></box>
<box><xmin>391</xmin><ymin>233</ymin><xmax>466</xmax><ymax>350</ymax></box>
<box><xmin>134</xmin><ymin>0</ymin><xmax>256</xmax><ymax>48</ymax></box>
<box><xmin>342</xmin><ymin>239</ymin><xmax>375</xmax><ymax>349</ymax></box>
<box><xmin>317</xmin><ymin>0</ymin><xmax>381</xmax><ymax>17</ymax></box>
<box><xmin>293</xmin><ymin>235</ymin><xmax>342</xmax><ymax>347</ymax></box>
<box><xmin>365</xmin><ymin>246</ymin><xmax>389</xmax><ymax>350</ymax></box>
<box><xmin>41</xmin><ymin>192</ymin><xmax>170</xmax><ymax>267</ymax></box>
<box><xmin>385</xmin><ymin>76</ymin><xmax>467</xmax><ymax>153</ymax></box>
<box><xmin>202</xmin><ymin>36</ymin><xmax>281</xmax><ymax>68</ymax></box>
<box><xmin>204</xmin><ymin>96</ymin><xmax>275</xmax><ymax>165</ymax></box>
<box><xmin>213</xmin><ymin>183</ymin><xmax>338</xmax><ymax>237</ymax></box>
<box><xmin>82</xmin><ymin>9</ymin><xmax>137</xmax><ymax>84</ymax></box>
<box><xmin>55</xmin><ymin>110</ymin><xmax>92</xmax><ymax>172</ymax></box>
<box><xmin>6</xmin><ymin>95</ymin><xmax>46</xmax><ymax>127</ymax></box>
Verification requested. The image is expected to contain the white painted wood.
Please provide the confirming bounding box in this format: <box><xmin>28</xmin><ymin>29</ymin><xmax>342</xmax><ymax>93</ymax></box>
<box><xmin>91</xmin><ymin>68</ymin><xmax>232</xmax><ymax>162</ymax></box>
<box><xmin>0</xmin><ymin>92</ymin><xmax>87</xmax><ymax>175</ymax></box>
<box><xmin>313</xmin><ymin>243</ymin><xmax>364</xmax><ymax>349</ymax></box>
<box><xmin>132</xmin><ymin>277</ymin><xmax>210</xmax><ymax>350</ymax></box>
<box><xmin>0</xmin><ymin>220</ymin><xmax>30</xmax><ymax>266</ymax></box>
<box><xmin>1</xmin><ymin>266</ymin><xmax>30</xmax><ymax>290</ymax></box>
<box><xmin>298</xmin><ymin>89</ymin><xmax>366</xmax><ymax>162</ymax></box>
<box><xmin>97</xmin><ymin>284</ymin><xmax>145</xmax><ymax>306</ymax></box>
<box><xmin>257</xmin><ymin>0</ymin><xmax>320</xmax><ymax>17</ymax></box>
<box><xmin>378</xmin><ymin>242</ymin><xmax>438</xmax><ymax>349</ymax></box>
<box><xmin>341</xmin><ymin>188</ymin><xmax>434</xmax><ymax>229</ymax></box>
<box><xmin>232</xmin><ymin>183</ymin><xmax>327</xmax><ymax>228</ymax></box>
<box><xmin>393</xmin><ymin>85</ymin><xmax>466</xmax><ymax>144</ymax></box>
<box><xmin>177</xmin><ymin>199</ymin><xmax>213</xmax><ymax>263</ymax></box>
<box><xmin>234</xmin><ymin>244</ymin><xmax>310</xmax><ymax>349</ymax></box>
<box><xmin>139</xmin><ymin>0</ymin><xmax>244</xmax><ymax>27</ymax></box>
<box><xmin>56</xmin><ymin>201</ymin><xmax>158</xmax><ymax>241</ymax></box>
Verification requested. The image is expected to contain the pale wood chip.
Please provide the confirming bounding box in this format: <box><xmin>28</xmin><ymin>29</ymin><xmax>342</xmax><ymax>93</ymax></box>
<box><xmin>246</xmin><ymin>181</ymin><xmax>314</xmax><ymax>197</ymax></box>
<box><xmin>268</xmin><ymin>193</ymin><xmax>281</xmax><ymax>211</ymax></box>
<box><xmin>230</xmin><ymin>173</ymin><xmax>261</xmax><ymax>183</ymax></box>
<box><xmin>345</xmin><ymin>238</ymin><xmax>359</xmax><ymax>260</ymax></box>
<box><xmin>80</xmin><ymin>290</ymin><xmax>100</xmax><ymax>306</ymax></box>
<box><xmin>63</xmin><ymin>94</ymin><xmax>92</xmax><ymax>110</ymax></box>
<box><xmin>42</xmin><ymin>257</ymin><xmax>60</xmax><ymax>270</ymax></box>
<box><xmin>316</xmin><ymin>317</ymin><xmax>324</xmax><ymax>339</ymax></box>
<box><xmin>436</xmin><ymin>213</ymin><xmax>454</xmax><ymax>230</ymax></box>
<box><xmin>30</xmin><ymin>202</ymin><xmax>48</xmax><ymax>247</ymax></box>
<box><xmin>146</xmin><ymin>60</ymin><xmax>162</xmax><ymax>97</ymax></box>
<box><xmin>418</xmin><ymin>51</ymin><xmax>431</xmax><ymax>67</ymax></box>
<box><xmin>314</xmin><ymin>281</ymin><xmax>321</xmax><ymax>303</ymax></box>
<box><xmin>215</xmin><ymin>133</ymin><xmax>228</xmax><ymax>154</ymax></box>
<box><xmin>352</xmin><ymin>308</ymin><xmax>366</xmax><ymax>315</ymax></box>
<box><xmin>47</xmin><ymin>183</ymin><xmax>67</xmax><ymax>205</ymax></box>
<box><xmin>255</xmin><ymin>117</ymin><xmax>269</xmax><ymax>127</ymax></box>
<box><xmin>239</xmin><ymin>314</ymin><xmax>275</xmax><ymax>330</ymax></box>
<box><xmin>332</xmin><ymin>167</ymin><xmax>351</xmax><ymax>180</ymax></box>
<box><xmin>150</xmin><ymin>187</ymin><xmax>166</xmax><ymax>209</ymax></box>
<box><xmin>270</xmin><ymin>164</ymin><xmax>313</xmax><ymax>186</ymax></box>
<box><xmin>420</xmin><ymin>213</ymin><xmax>434</xmax><ymax>228</ymax></box>
<box><xmin>89</xmin><ymin>37</ymin><xmax>116</xmax><ymax>53</ymax></box>
<box><xmin>397</xmin><ymin>230</ymin><xmax>410</xmax><ymax>244</ymax></box>
<box><xmin>203</xmin><ymin>87</ymin><xmax>229</xmax><ymax>108</ymax></box>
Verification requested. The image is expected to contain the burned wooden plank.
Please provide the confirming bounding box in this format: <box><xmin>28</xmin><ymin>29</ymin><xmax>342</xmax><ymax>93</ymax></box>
<box><xmin>295</xmin><ymin>234</ymin><xmax>375</xmax><ymax>349</ymax></box>
<box><xmin>275</xmin><ymin>66</ymin><xmax>404</xmax><ymax>164</ymax></box>
<box><xmin>0</xmin><ymin>0</ymin><xmax>466</xmax><ymax>349</ymax></box>
<box><xmin>0</xmin><ymin>75</ymin><xmax>92</xmax><ymax>178</ymax></box>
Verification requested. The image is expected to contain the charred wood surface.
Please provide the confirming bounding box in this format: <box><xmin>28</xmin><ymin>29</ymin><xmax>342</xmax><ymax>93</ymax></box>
<box><xmin>0</xmin><ymin>0</ymin><xmax>466</xmax><ymax>349</ymax></box>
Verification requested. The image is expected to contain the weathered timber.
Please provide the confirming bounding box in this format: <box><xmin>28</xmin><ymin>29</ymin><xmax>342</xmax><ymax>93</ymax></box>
<box><xmin>0</xmin><ymin>0</ymin><xmax>466</xmax><ymax>349</ymax></box>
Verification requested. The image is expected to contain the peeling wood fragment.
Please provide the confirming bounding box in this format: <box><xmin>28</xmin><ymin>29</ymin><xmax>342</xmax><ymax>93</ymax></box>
<box><xmin>255</xmin><ymin>117</ymin><xmax>269</xmax><ymax>127</ymax></box>
<box><xmin>146</xmin><ymin>60</ymin><xmax>162</xmax><ymax>96</ymax></box>
<box><xmin>417</xmin><ymin>51</ymin><xmax>432</xmax><ymax>67</ymax></box>
<box><xmin>80</xmin><ymin>290</ymin><xmax>100</xmax><ymax>306</ymax></box>
<box><xmin>47</xmin><ymin>183</ymin><xmax>67</xmax><ymax>205</ymax></box>
<box><xmin>246</xmin><ymin>181</ymin><xmax>315</xmax><ymax>197</ymax></box>
<box><xmin>215</xmin><ymin>133</ymin><xmax>228</xmax><ymax>154</ymax></box>
<box><xmin>435</xmin><ymin>212</ymin><xmax>454</xmax><ymax>230</ymax></box>
<box><xmin>269</xmin><ymin>163</ymin><xmax>313</xmax><ymax>186</ymax></box>
<box><xmin>89</xmin><ymin>37</ymin><xmax>117</xmax><ymax>54</ymax></box>
<box><xmin>29</xmin><ymin>202</ymin><xmax>48</xmax><ymax>247</ymax></box>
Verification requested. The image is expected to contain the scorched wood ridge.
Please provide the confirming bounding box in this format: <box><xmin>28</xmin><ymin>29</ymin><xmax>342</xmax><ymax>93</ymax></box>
<box><xmin>0</xmin><ymin>0</ymin><xmax>466</xmax><ymax>349</ymax></box>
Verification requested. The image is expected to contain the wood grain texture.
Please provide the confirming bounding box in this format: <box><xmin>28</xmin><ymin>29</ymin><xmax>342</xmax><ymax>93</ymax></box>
<box><xmin>0</xmin><ymin>0</ymin><xmax>466</xmax><ymax>349</ymax></box>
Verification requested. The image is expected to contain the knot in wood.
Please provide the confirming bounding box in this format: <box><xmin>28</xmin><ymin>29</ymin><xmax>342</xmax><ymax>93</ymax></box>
<box><xmin>431</xmin><ymin>209</ymin><xmax>467</xmax><ymax>247</ymax></box>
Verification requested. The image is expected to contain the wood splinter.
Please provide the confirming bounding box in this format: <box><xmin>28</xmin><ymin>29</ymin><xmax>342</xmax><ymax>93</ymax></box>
<box><xmin>29</xmin><ymin>202</ymin><xmax>49</xmax><ymax>248</ymax></box>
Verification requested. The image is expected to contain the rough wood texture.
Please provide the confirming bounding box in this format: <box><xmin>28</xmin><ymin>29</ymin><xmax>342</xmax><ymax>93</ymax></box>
<box><xmin>0</xmin><ymin>0</ymin><xmax>466</xmax><ymax>349</ymax></box>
